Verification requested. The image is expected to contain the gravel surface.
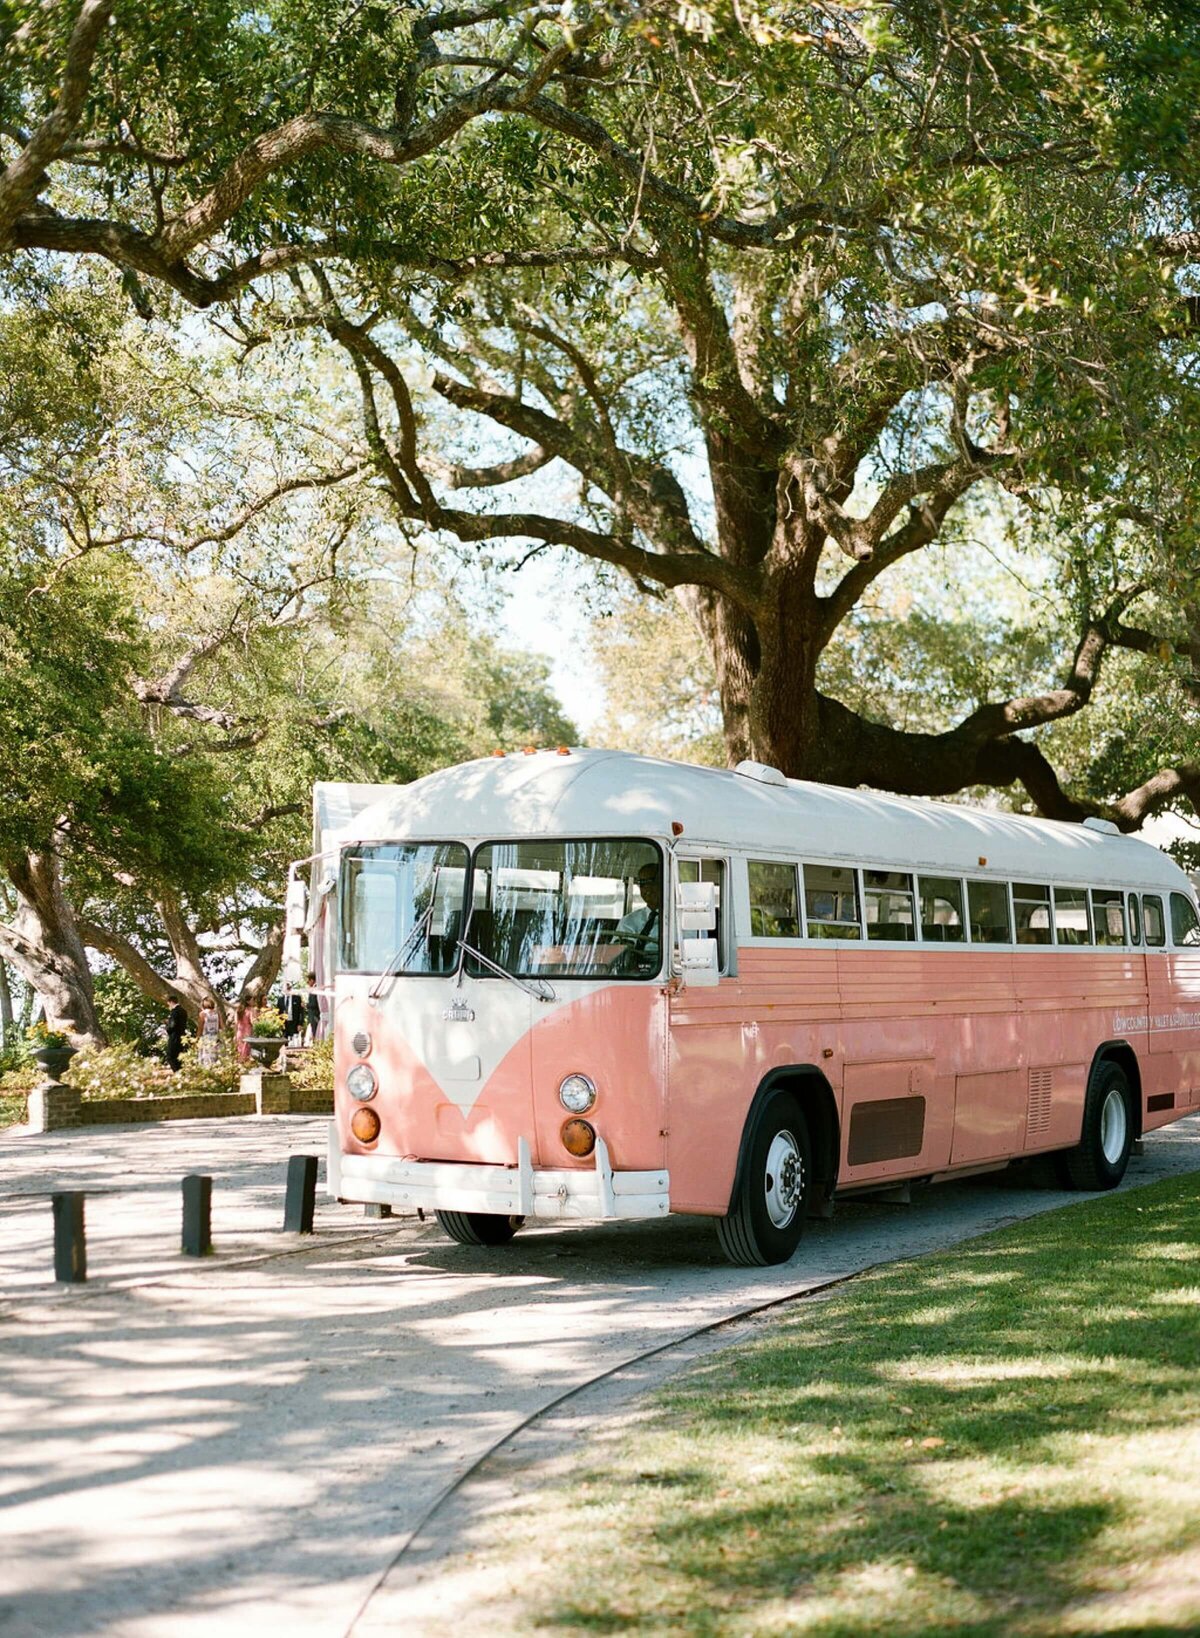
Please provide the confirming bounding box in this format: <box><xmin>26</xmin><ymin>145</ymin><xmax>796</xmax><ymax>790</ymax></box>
<box><xmin>2</xmin><ymin>1111</ymin><xmax>1198</xmax><ymax>1637</ymax></box>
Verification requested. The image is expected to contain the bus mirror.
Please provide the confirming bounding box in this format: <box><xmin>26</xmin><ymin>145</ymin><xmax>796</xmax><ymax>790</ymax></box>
<box><xmin>678</xmin><ymin>938</ymin><xmax>720</xmax><ymax>986</ymax></box>
<box><xmin>285</xmin><ymin>876</ymin><xmax>308</xmax><ymax>939</ymax></box>
<box><xmin>676</xmin><ymin>880</ymin><xmax>717</xmax><ymax>932</ymax></box>
<box><xmin>282</xmin><ymin>929</ymin><xmax>304</xmax><ymax>986</ymax></box>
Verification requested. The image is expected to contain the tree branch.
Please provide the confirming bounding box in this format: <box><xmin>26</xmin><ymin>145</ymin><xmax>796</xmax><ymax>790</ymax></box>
<box><xmin>0</xmin><ymin>0</ymin><xmax>112</xmax><ymax>242</ymax></box>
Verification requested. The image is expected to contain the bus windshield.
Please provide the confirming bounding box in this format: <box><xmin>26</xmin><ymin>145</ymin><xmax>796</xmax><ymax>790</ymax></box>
<box><xmin>467</xmin><ymin>839</ymin><xmax>663</xmax><ymax>980</ymax></box>
<box><xmin>339</xmin><ymin>843</ymin><xmax>469</xmax><ymax>974</ymax></box>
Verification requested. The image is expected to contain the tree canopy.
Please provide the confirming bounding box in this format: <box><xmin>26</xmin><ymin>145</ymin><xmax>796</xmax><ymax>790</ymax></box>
<box><xmin>4</xmin><ymin>0</ymin><xmax>1200</xmax><ymax>838</ymax></box>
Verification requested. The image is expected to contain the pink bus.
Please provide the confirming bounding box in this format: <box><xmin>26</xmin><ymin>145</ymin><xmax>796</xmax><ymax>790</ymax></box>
<box><xmin>306</xmin><ymin>750</ymin><xmax>1200</xmax><ymax>1265</ymax></box>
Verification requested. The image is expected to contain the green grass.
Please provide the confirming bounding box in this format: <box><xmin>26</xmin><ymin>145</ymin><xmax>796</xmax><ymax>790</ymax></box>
<box><xmin>452</xmin><ymin>1177</ymin><xmax>1200</xmax><ymax>1637</ymax></box>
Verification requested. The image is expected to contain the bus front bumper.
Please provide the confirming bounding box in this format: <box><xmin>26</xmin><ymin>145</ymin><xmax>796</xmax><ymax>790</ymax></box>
<box><xmin>327</xmin><ymin>1125</ymin><xmax>669</xmax><ymax>1222</ymax></box>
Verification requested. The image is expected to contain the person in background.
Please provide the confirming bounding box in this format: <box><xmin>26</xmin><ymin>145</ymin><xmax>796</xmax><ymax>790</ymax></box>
<box><xmin>234</xmin><ymin>1001</ymin><xmax>254</xmax><ymax>1064</ymax></box>
<box><xmin>196</xmin><ymin>995</ymin><xmax>221</xmax><ymax>1069</ymax></box>
<box><xmin>280</xmin><ymin>990</ymin><xmax>303</xmax><ymax>1044</ymax></box>
<box><xmin>164</xmin><ymin>998</ymin><xmax>189</xmax><ymax>1072</ymax></box>
<box><xmin>304</xmin><ymin>974</ymin><xmax>322</xmax><ymax>1045</ymax></box>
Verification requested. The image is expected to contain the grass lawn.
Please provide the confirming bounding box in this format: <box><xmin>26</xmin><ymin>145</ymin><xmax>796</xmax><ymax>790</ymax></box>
<box><xmin>428</xmin><ymin>1174</ymin><xmax>1200</xmax><ymax>1637</ymax></box>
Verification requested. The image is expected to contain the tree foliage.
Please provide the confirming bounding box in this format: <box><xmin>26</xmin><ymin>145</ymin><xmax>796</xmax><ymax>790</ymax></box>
<box><xmin>4</xmin><ymin>1</ymin><xmax>1200</xmax><ymax>834</ymax></box>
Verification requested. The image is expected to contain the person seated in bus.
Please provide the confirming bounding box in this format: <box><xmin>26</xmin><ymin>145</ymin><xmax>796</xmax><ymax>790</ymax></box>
<box><xmin>616</xmin><ymin>863</ymin><xmax>662</xmax><ymax>956</ymax></box>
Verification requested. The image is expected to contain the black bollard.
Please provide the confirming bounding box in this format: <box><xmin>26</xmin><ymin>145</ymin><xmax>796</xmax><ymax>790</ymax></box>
<box><xmin>52</xmin><ymin>1192</ymin><xmax>87</xmax><ymax>1283</ymax></box>
<box><xmin>284</xmin><ymin>1153</ymin><xmax>318</xmax><ymax>1233</ymax></box>
<box><xmin>181</xmin><ymin>1174</ymin><xmax>213</xmax><ymax>1256</ymax></box>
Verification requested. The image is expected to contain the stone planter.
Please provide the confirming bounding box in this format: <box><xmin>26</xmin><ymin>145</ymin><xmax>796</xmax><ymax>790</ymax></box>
<box><xmin>247</xmin><ymin>1036</ymin><xmax>285</xmax><ymax>1068</ymax></box>
<box><xmin>33</xmin><ymin>1043</ymin><xmax>77</xmax><ymax>1081</ymax></box>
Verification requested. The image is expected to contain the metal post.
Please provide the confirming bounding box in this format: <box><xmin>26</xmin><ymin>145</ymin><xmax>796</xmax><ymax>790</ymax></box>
<box><xmin>284</xmin><ymin>1154</ymin><xmax>318</xmax><ymax>1233</ymax></box>
<box><xmin>181</xmin><ymin>1174</ymin><xmax>213</xmax><ymax>1256</ymax></box>
<box><xmin>52</xmin><ymin>1192</ymin><xmax>87</xmax><ymax>1283</ymax></box>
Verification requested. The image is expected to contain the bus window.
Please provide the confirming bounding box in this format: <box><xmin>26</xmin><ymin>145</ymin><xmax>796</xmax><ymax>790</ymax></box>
<box><xmin>1093</xmin><ymin>888</ymin><xmax>1127</xmax><ymax>946</ymax></box>
<box><xmin>339</xmin><ymin>842</ymin><xmax>469</xmax><ymax>975</ymax></box>
<box><xmin>679</xmin><ymin>858</ymin><xmax>725</xmax><ymax>966</ymax></box>
<box><xmin>1013</xmin><ymin>883</ymin><xmax>1053</xmax><ymax>945</ymax></box>
<box><xmin>863</xmin><ymin>870</ymin><xmax>916</xmax><ymax>941</ymax></box>
<box><xmin>1054</xmin><ymin>886</ymin><xmax>1092</xmax><ymax>946</ymax></box>
<box><xmin>967</xmin><ymin>880</ymin><xmax>1011</xmax><ymax>943</ymax></box>
<box><xmin>747</xmin><ymin>860</ymin><xmax>799</xmax><ymax>937</ymax></box>
<box><xmin>918</xmin><ymin>876</ymin><xmax>965</xmax><ymax>942</ymax></box>
<box><xmin>470</xmin><ymin>839</ymin><xmax>662</xmax><ymax>979</ymax></box>
<box><xmin>1170</xmin><ymin>892</ymin><xmax>1200</xmax><ymax>947</ymax></box>
<box><xmin>803</xmin><ymin>863</ymin><xmax>861</xmax><ymax>940</ymax></box>
<box><xmin>1128</xmin><ymin>894</ymin><xmax>1142</xmax><ymax>946</ymax></box>
<box><xmin>1144</xmin><ymin>894</ymin><xmax>1166</xmax><ymax>947</ymax></box>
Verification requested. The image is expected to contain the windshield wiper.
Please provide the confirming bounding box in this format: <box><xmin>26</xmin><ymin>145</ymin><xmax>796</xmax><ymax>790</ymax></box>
<box><xmin>370</xmin><ymin>864</ymin><xmax>444</xmax><ymax>997</ymax></box>
<box><xmin>456</xmin><ymin>937</ymin><xmax>556</xmax><ymax>1003</ymax></box>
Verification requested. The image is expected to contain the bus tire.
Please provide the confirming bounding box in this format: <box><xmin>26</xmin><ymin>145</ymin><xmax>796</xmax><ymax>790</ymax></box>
<box><xmin>716</xmin><ymin>1090</ymin><xmax>810</xmax><ymax>1267</ymax></box>
<box><xmin>1059</xmin><ymin>1061</ymin><xmax>1134</xmax><ymax>1191</ymax></box>
<box><xmin>436</xmin><ymin>1210</ymin><xmax>524</xmax><ymax>1246</ymax></box>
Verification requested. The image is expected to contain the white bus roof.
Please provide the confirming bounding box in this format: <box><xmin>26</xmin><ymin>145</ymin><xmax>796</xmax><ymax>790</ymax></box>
<box><xmin>337</xmin><ymin>749</ymin><xmax>1188</xmax><ymax>892</ymax></box>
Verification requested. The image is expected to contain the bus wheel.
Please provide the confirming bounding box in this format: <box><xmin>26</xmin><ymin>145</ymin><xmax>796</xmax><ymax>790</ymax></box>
<box><xmin>717</xmin><ymin>1090</ymin><xmax>811</xmax><ymax>1267</ymax></box>
<box><xmin>1059</xmin><ymin>1062</ymin><xmax>1134</xmax><ymax>1191</ymax></box>
<box><xmin>436</xmin><ymin>1210</ymin><xmax>524</xmax><ymax>1246</ymax></box>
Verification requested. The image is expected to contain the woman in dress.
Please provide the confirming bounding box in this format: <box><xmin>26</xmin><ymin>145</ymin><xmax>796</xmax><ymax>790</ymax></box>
<box><xmin>234</xmin><ymin>1001</ymin><xmax>254</xmax><ymax>1064</ymax></box>
<box><xmin>197</xmin><ymin>996</ymin><xmax>221</xmax><ymax>1069</ymax></box>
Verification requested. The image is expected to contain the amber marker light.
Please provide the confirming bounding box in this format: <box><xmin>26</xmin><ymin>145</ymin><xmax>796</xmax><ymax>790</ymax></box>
<box><xmin>561</xmin><ymin>1118</ymin><xmax>597</xmax><ymax>1158</ymax></box>
<box><xmin>351</xmin><ymin>1107</ymin><xmax>381</xmax><ymax>1144</ymax></box>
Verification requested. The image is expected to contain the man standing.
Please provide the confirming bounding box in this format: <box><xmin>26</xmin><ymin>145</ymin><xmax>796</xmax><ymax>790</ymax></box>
<box><xmin>164</xmin><ymin>999</ymin><xmax>188</xmax><ymax>1071</ymax></box>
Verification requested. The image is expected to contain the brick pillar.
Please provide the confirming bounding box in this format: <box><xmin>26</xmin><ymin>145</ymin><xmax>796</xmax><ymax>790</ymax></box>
<box><xmin>27</xmin><ymin>1083</ymin><xmax>82</xmax><ymax>1133</ymax></box>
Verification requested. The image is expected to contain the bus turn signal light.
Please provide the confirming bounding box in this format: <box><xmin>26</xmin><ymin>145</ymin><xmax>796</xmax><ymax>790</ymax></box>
<box><xmin>351</xmin><ymin>1107</ymin><xmax>381</xmax><ymax>1144</ymax></box>
<box><xmin>561</xmin><ymin>1119</ymin><xmax>596</xmax><ymax>1157</ymax></box>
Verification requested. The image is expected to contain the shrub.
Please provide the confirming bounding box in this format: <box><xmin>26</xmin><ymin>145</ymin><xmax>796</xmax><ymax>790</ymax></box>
<box><xmin>64</xmin><ymin>1042</ymin><xmax>173</xmax><ymax>1100</ymax></box>
<box><xmin>290</xmin><ymin>1035</ymin><xmax>333</xmax><ymax>1089</ymax></box>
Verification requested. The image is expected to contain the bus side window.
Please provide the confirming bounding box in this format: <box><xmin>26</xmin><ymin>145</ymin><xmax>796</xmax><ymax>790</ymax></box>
<box><xmin>747</xmin><ymin>860</ymin><xmax>799</xmax><ymax>938</ymax></box>
<box><xmin>1013</xmin><ymin>883</ymin><xmax>1053</xmax><ymax>945</ymax></box>
<box><xmin>967</xmin><ymin>880</ymin><xmax>1011</xmax><ymax>944</ymax></box>
<box><xmin>1144</xmin><ymin>894</ymin><xmax>1166</xmax><ymax>947</ymax></box>
<box><xmin>1128</xmin><ymin>893</ymin><xmax>1142</xmax><ymax>946</ymax></box>
<box><xmin>863</xmin><ymin>870</ymin><xmax>916</xmax><ymax>941</ymax></box>
<box><xmin>1092</xmin><ymin>888</ymin><xmax>1127</xmax><ymax>946</ymax></box>
<box><xmin>678</xmin><ymin>858</ymin><xmax>725</xmax><ymax>967</ymax></box>
<box><xmin>1053</xmin><ymin>885</ymin><xmax>1092</xmax><ymax>946</ymax></box>
<box><xmin>1170</xmin><ymin>892</ymin><xmax>1200</xmax><ymax>947</ymax></box>
<box><xmin>803</xmin><ymin>862</ymin><xmax>861</xmax><ymax>940</ymax></box>
<box><xmin>918</xmin><ymin>876</ymin><xmax>965</xmax><ymax>942</ymax></box>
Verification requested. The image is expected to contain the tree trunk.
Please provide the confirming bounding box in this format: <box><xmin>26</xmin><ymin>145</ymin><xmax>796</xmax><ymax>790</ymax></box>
<box><xmin>0</xmin><ymin>958</ymin><xmax>12</xmax><ymax>1048</ymax></box>
<box><xmin>157</xmin><ymin>889</ymin><xmax>221</xmax><ymax>1018</ymax></box>
<box><xmin>0</xmin><ymin>852</ymin><xmax>106</xmax><ymax>1044</ymax></box>
<box><xmin>238</xmin><ymin>917</ymin><xmax>283</xmax><ymax>1006</ymax></box>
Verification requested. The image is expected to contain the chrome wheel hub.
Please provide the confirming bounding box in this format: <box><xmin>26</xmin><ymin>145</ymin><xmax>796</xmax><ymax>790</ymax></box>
<box><xmin>764</xmin><ymin>1130</ymin><xmax>803</xmax><ymax>1228</ymax></box>
<box><xmin>1100</xmin><ymin>1086</ymin><xmax>1128</xmax><ymax>1165</ymax></box>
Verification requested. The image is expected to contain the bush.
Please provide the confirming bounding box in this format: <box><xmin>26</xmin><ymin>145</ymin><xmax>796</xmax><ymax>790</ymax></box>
<box><xmin>290</xmin><ymin>1035</ymin><xmax>333</xmax><ymax>1089</ymax></box>
<box><xmin>64</xmin><ymin>1042</ymin><xmax>172</xmax><ymax>1099</ymax></box>
<box><xmin>64</xmin><ymin>1038</ymin><xmax>240</xmax><ymax>1099</ymax></box>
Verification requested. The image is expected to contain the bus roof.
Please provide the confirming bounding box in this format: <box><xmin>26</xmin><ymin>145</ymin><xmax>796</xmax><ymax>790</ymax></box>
<box><xmin>338</xmin><ymin>748</ymin><xmax>1187</xmax><ymax>892</ymax></box>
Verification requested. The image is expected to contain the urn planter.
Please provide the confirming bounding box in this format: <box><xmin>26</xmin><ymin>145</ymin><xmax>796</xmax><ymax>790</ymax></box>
<box><xmin>247</xmin><ymin>1036</ymin><xmax>284</xmax><ymax>1068</ymax></box>
<box><xmin>33</xmin><ymin>1043</ymin><xmax>77</xmax><ymax>1081</ymax></box>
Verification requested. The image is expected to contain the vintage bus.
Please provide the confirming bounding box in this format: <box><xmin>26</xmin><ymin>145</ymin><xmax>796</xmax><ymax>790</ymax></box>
<box><xmin>294</xmin><ymin>749</ymin><xmax>1200</xmax><ymax>1265</ymax></box>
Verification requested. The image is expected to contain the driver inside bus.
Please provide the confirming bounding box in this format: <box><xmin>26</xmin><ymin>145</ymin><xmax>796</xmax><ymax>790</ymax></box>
<box><xmin>616</xmin><ymin>863</ymin><xmax>662</xmax><ymax>958</ymax></box>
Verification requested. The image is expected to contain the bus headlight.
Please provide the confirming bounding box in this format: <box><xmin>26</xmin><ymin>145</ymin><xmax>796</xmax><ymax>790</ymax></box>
<box><xmin>346</xmin><ymin>1063</ymin><xmax>377</xmax><ymax>1101</ymax></box>
<box><xmin>559</xmin><ymin>1073</ymin><xmax>596</xmax><ymax>1113</ymax></box>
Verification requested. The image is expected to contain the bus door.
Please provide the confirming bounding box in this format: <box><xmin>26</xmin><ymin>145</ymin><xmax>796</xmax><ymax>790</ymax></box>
<box><xmin>665</xmin><ymin>854</ymin><xmax>735</xmax><ymax>1209</ymax></box>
